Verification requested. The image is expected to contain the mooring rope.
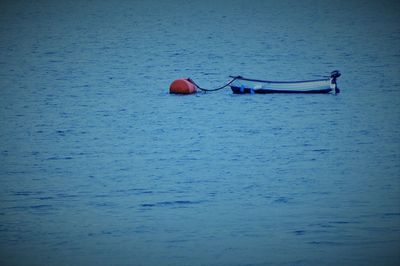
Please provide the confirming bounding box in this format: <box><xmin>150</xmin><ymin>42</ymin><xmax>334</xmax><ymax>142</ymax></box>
<box><xmin>187</xmin><ymin>76</ymin><xmax>240</xmax><ymax>92</ymax></box>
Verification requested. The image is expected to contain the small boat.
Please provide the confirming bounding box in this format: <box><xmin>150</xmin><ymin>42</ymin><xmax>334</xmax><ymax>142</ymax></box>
<box><xmin>229</xmin><ymin>70</ymin><xmax>341</xmax><ymax>94</ymax></box>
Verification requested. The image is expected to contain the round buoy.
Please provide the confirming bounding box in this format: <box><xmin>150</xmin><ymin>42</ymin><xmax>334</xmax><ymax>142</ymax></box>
<box><xmin>169</xmin><ymin>78</ymin><xmax>197</xmax><ymax>94</ymax></box>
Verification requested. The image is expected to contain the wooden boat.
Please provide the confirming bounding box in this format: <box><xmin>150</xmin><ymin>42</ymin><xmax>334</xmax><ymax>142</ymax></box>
<box><xmin>230</xmin><ymin>70</ymin><xmax>341</xmax><ymax>94</ymax></box>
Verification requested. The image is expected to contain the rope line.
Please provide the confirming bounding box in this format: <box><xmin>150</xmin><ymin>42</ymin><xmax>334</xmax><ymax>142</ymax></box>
<box><xmin>187</xmin><ymin>76</ymin><xmax>240</xmax><ymax>92</ymax></box>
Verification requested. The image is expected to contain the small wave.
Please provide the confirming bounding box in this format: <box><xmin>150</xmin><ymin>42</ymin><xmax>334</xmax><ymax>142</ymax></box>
<box><xmin>30</xmin><ymin>204</ymin><xmax>52</xmax><ymax>209</ymax></box>
<box><xmin>47</xmin><ymin>156</ymin><xmax>73</xmax><ymax>160</ymax></box>
<box><xmin>311</xmin><ymin>149</ymin><xmax>330</xmax><ymax>153</ymax></box>
<box><xmin>293</xmin><ymin>230</ymin><xmax>306</xmax><ymax>236</ymax></box>
<box><xmin>56</xmin><ymin>193</ymin><xmax>78</xmax><ymax>199</ymax></box>
<box><xmin>309</xmin><ymin>241</ymin><xmax>343</xmax><ymax>246</ymax></box>
<box><xmin>13</xmin><ymin>191</ymin><xmax>43</xmax><ymax>196</ymax></box>
<box><xmin>114</xmin><ymin>188</ymin><xmax>154</xmax><ymax>195</ymax></box>
<box><xmin>140</xmin><ymin>200</ymin><xmax>203</xmax><ymax>208</ymax></box>
<box><xmin>273</xmin><ymin>197</ymin><xmax>291</xmax><ymax>204</ymax></box>
<box><xmin>383</xmin><ymin>213</ymin><xmax>400</xmax><ymax>217</ymax></box>
<box><xmin>37</xmin><ymin>196</ymin><xmax>54</xmax><ymax>200</ymax></box>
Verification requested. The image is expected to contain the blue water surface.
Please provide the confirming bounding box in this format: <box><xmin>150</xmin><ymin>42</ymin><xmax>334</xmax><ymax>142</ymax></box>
<box><xmin>1</xmin><ymin>0</ymin><xmax>399</xmax><ymax>265</ymax></box>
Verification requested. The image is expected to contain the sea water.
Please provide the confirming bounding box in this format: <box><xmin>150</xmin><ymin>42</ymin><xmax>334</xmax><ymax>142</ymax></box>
<box><xmin>0</xmin><ymin>0</ymin><xmax>399</xmax><ymax>265</ymax></box>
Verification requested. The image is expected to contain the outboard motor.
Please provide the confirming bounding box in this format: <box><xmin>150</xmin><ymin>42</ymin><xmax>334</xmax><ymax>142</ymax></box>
<box><xmin>330</xmin><ymin>70</ymin><xmax>341</xmax><ymax>94</ymax></box>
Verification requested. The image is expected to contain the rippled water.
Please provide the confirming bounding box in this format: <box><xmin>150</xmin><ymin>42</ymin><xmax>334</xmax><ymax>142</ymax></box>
<box><xmin>1</xmin><ymin>0</ymin><xmax>399</xmax><ymax>265</ymax></box>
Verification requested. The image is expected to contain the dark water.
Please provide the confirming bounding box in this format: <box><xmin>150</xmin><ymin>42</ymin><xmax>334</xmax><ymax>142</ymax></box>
<box><xmin>1</xmin><ymin>0</ymin><xmax>399</xmax><ymax>265</ymax></box>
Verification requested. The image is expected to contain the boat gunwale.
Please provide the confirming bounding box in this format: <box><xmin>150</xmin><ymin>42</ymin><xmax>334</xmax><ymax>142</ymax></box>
<box><xmin>230</xmin><ymin>76</ymin><xmax>330</xmax><ymax>84</ymax></box>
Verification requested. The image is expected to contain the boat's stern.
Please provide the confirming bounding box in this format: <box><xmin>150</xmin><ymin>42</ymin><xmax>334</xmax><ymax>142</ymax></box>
<box><xmin>330</xmin><ymin>70</ymin><xmax>341</xmax><ymax>94</ymax></box>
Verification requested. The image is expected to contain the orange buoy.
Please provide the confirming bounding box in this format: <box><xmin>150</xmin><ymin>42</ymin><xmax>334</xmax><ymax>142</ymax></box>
<box><xmin>169</xmin><ymin>78</ymin><xmax>197</xmax><ymax>94</ymax></box>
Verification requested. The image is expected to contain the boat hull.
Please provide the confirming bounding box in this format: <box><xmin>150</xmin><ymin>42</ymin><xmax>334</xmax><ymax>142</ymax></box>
<box><xmin>230</xmin><ymin>86</ymin><xmax>333</xmax><ymax>94</ymax></box>
<box><xmin>229</xmin><ymin>73</ymin><xmax>340</xmax><ymax>94</ymax></box>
